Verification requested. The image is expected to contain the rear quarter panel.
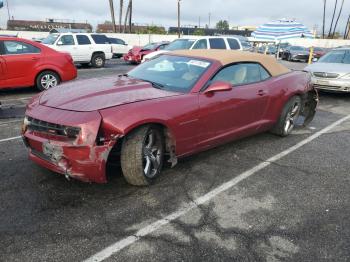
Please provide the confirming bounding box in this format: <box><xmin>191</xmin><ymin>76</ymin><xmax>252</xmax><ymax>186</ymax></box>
<box><xmin>264</xmin><ymin>70</ymin><xmax>311</xmax><ymax>123</ymax></box>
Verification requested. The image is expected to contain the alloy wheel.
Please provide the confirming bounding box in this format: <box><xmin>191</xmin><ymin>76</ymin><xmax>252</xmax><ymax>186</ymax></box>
<box><xmin>40</xmin><ymin>74</ymin><xmax>58</xmax><ymax>90</ymax></box>
<box><xmin>284</xmin><ymin>101</ymin><xmax>300</xmax><ymax>134</ymax></box>
<box><xmin>142</xmin><ymin>130</ymin><xmax>162</xmax><ymax>178</ymax></box>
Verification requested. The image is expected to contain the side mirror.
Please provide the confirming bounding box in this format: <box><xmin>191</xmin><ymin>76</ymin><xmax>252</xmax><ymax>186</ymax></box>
<box><xmin>312</xmin><ymin>58</ymin><xmax>318</xmax><ymax>62</ymax></box>
<box><xmin>204</xmin><ymin>81</ymin><xmax>232</xmax><ymax>94</ymax></box>
<box><xmin>57</xmin><ymin>40</ymin><xmax>63</xmax><ymax>46</ymax></box>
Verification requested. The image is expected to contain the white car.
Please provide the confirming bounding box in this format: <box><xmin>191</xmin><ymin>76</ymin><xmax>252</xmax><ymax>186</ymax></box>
<box><xmin>108</xmin><ymin>37</ymin><xmax>131</xmax><ymax>58</ymax></box>
<box><xmin>42</xmin><ymin>33</ymin><xmax>113</xmax><ymax>68</ymax></box>
<box><xmin>142</xmin><ymin>38</ymin><xmax>196</xmax><ymax>63</ymax></box>
<box><xmin>191</xmin><ymin>36</ymin><xmax>244</xmax><ymax>51</ymax></box>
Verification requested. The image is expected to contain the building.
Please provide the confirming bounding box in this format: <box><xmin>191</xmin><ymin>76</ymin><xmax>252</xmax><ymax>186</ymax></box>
<box><xmin>97</xmin><ymin>23</ymin><xmax>166</xmax><ymax>34</ymax></box>
<box><xmin>168</xmin><ymin>26</ymin><xmax>252</xmax><ymax>36</ymax></box>
<box><xmin>7</xmin><ymin>19</ymin><xmax>92</xmax><ymax>32</ymax></box>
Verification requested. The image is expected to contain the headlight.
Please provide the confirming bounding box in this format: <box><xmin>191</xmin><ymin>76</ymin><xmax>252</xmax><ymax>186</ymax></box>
<box><xmin>21</xmin><ymin>116</ymin><xmax>30</xmax><ymax>134</ymax></box>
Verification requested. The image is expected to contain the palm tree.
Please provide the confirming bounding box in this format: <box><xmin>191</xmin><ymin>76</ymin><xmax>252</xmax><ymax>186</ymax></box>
<box><xmin>119</xmin><ymin>0</ymin><xmax>123</xmax><ymax>32</ymax></box>
<box><xmin>322</xmin><ymin>0</ymin><xmax>327</xmax><ymax>38</ymax></box>
<box><xmin>328</xmin><ymin>0</ymin><xmax>338</xmax><ymax>37</ymax></box>
<box><xmin>123</xmin><ymin>0</ymin><xmax>131</xmax><ymax>33</ymax></box>
<box><xmin>129</xmin><ymin>0</ymin><xmax>132</xmax><ymax>33</ymax></box>
<box><xmin>108</xmin><ymin>0</ymin><xmax>117</xmax><ymax>33</ymax></box>
<box><xmin>332</xmin><ymin>0</ymin><xmax>345</xmax><ymax>38</ymax></box>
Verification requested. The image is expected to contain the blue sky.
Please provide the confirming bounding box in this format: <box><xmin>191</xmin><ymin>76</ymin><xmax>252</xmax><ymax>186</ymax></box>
<box><xmin>0</xmin><ymin>0</ymin><xmax>349</xmax><ymax>34</ymax></box>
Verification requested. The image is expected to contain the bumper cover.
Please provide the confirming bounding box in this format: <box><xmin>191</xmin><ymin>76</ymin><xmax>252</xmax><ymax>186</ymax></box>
<box><xmin>312</xmin><ymin>77</ymin><xmax>350</xmax><ymax>92</ymax></box>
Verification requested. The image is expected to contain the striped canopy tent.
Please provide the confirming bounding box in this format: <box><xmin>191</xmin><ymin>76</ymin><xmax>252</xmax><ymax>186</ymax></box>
<box><xmin>252</xmin><ymin>19</ymin><xmax>314</xmax><ymax>41</ymax></box>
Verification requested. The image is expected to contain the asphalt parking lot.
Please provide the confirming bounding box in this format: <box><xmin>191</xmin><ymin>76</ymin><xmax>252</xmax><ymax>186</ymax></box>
<box><xmin>1</xmin><ymin>59</ymin><xmax>350</xmax><ymax>262</ymax></box>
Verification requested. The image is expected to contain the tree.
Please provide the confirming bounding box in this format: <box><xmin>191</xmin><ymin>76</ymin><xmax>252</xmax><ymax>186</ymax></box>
<box><xmin>322</xmin><ymin>0</ymin><xmax>327</xmax><ymax>38</ymax></box>
<box><xmin>328</xmin><ymin>0</ymin><xmax>338</xmax><ymax>37</ymax></box>
<box><xmin>193</xmin><ymin>28</ymin><xmax>205</xmax><ymax>35</ymax></box>
<box><xmin>332</xmin><ymin>0</ymin><xmax>345</xmax><ymax>38</ymax></box>
<box><xmin>216</xmin><ymin>20</ymin><xmax>229</xmax><ymax>31</ymax></box>
<box><xmin>119</xmin><ymin>0</ymin><xmax>123</xmax><ymax>32</ymax></box>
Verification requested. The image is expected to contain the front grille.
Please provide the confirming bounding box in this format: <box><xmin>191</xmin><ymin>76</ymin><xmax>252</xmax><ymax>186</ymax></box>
<box><xmin>26</xmin><ymin>116</ymin><xmax>80</xmax><ymax>139</ymax></box>
<box><xmin>313</xmin><ymin>72</ymin><xmax>339</xmax><ymax>78</ymax></box>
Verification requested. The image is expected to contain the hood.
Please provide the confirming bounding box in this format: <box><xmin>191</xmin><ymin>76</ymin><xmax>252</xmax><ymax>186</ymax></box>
<box><xmin>304</xmin><ymin>62</ymin><xmax>350</xmax><ymax>76</ymax></box>
<box><xmin>39</xmin><ymin>76</ymin><xmax>182</xmax><ymax>112</ymax></box>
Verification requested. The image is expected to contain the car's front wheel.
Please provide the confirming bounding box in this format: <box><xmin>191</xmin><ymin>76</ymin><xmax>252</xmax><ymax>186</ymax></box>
<box><xmin>121</xmin><ymin>125</ymin><xmax>164</xmax><ymax>186</ymax></box>
<box><xmin>271</xmin><ymin>96</ymin><xmax>302</xmax><ymax>137</ymax></box>
<box><xmin>36</xmin><ymin>71</ymin><xmax>60</xmax><ymax>91</ymax></box>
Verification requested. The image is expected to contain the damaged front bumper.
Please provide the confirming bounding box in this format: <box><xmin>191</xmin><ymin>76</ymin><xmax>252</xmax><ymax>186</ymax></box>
<box><xmin>22</xmin><ymin>105</ymin><xmax>117</xmax><ymax>183</ymax></box>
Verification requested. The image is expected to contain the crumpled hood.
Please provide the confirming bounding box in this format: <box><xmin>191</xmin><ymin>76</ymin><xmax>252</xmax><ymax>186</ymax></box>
<box><xmin>130</xmin><ymin>46</ymin><xmax>142</xmax><ymax>54</ymax></box>
<box><xmin>304</xmin><ymin>62</ymin><xmax>350</xmax><ymax>76</ymax></box>
<box><xmin>39</xmin><ymin>76</ymin><xmax>182</xmax><ymax>112</ymax></box>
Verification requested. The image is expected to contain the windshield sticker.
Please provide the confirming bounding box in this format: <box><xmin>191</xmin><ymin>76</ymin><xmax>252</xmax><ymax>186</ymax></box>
<box><xmin>188</xmin><ymin>60</ymin><xmax>210</xmax><ymax>68</ymax></box>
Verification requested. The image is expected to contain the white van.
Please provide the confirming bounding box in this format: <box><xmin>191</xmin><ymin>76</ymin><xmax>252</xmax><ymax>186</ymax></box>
<box><xmin>190</xmin><ymin>36</ymin><xmax>245</xmax><ymax>51</ymax></box>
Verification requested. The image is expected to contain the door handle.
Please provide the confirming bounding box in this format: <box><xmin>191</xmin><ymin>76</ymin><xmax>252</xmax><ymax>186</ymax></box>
<box><xmin>258</xmin><ymin>90</ymin><xmax>266</xmax><ymax>96</ymax></box>
<box><xmin>31</xmin><ymin>57</ymin><xmax>39</xmax><ymax>61</ymax></box>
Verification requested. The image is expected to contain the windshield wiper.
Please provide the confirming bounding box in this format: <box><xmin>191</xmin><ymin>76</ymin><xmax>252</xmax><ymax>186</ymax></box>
<box><xmin>139</xmin><ymin>79</ymin><xmax>165</xmax><ymax>89</ymax></box>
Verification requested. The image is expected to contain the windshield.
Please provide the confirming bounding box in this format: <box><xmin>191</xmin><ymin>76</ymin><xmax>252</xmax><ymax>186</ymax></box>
<box><xmin>128</xmin><ymin>55</ymin><xmax>211</xmax><ymax>93</ymax></box>
<box><xmin>41</xmin><ymin>34</ymin><xmax>59</xmax><ymax>45</ymax></box>
<box><xmin>318</xmin><ymin>50</ymin><xmax>350</xmax><ymax>64</ymax></box>
<box><xmin>143</xmin><ymin>43</ymin><xmax>158</xmax><ymax>50</ymax></box>
<box><xmin>165</xmin><ymin>39</ymin><xmax>195</xmax><ymax>51</ymax></box>
<box><xmin>291</xmin><ymin>46</ymin><xmax>305</xmax><ymax>51</ymax></box>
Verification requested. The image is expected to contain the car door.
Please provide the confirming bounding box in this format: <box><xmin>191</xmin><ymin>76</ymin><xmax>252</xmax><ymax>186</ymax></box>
<box><xmin>55</xmin><ymin>35</ymin><xmax>78</xmax><ymax>61</ymax></box>
<box><xmin>0</xmin><ymin>42</ymin><xmax>5</xmax><ymax>87</ymax></box>
<box><xmin>75</xmin><ymin>34</ymin><xmax>93</xmax><ymax>62</ymax></box>
<box><xmin>208</xmin><ymin>38</ymin><xmax>227</xmax><ymax>50</ymax></box>
<box><xmin>197</xmin><ymin>63</ymin><xmax>271</xmax><ymax>147</ymax></box>
<box><xmin>191</xmin><ymin>39</ymin><xmax>208</xmax><ymax>50</ymax></box>
<box><xmin>0</xmin><ymin>40</ymin><xmax>42</xmax><ymax>88</ymax></box>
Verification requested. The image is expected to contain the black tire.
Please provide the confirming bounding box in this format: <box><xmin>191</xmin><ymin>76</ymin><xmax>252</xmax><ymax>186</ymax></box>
<box><xmin>91</xmin><ymin>53</ymin><xmax>105</xmax><ymax>68</ymax></box>
<box><xmin>271</xmin><ymin>96</ymin><xmax>302</xmax><ymax>137</ymax></box>
<box><xmin>35</xmin><ymin>70</ymin><xmax>60</xmax><ymax>91</ymax></box>
<box><xmin>121</xmin><ymin>125</ymin><xmax>164</xmax><ymax>186</ymax></box>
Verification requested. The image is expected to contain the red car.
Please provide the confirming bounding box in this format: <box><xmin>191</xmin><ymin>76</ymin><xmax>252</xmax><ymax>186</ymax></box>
<box><xmin>123</xmin><ymin>42</ymin><xmax>169</xmax><ymax>64</ymax></box>
<box><xmin>0</xmin><ymin>36</ymin><xmax>77</xmax><ymax>91</ymax></box>
<box><xmin>312</xmin><ymin>47</ymin><xmax>327</xmax><ymax>59</ymax></box>
<box><xmin>22</xmin><ymin>50</ymin><xmax>318</xmax><ymax>185</ymax></box>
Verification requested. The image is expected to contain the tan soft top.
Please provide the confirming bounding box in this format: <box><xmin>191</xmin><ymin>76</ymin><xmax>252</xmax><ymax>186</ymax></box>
<box><xmin>169</xmin><ymin>49</ymin><xmax>290</xmax><ymax>77</ymax></box>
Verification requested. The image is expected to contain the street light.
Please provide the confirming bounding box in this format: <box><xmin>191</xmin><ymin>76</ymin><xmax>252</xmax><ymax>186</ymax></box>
<box><xmin>177</xmin><ymin>0</ymin><xmax>181</xmax><ymax>38</ymax></box>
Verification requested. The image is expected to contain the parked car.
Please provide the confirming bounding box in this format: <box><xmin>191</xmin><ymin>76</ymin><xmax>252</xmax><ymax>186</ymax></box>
<box><xmin>190</xmin><ymin>36</ymin><xmax>244</xmax><ymax>50</ymax></box>
<box><xmin>108</xmin><ymin>37</ymin><xmax>131</xmax><ymax>58</ymax></box>
<box><xmin>258</xmin><ymin>45</ymin><xmax>277</xmax><ymax>55</ymax></box>
<box><xmin>0</xmin><ymin>36</ymin><xmax>77</xmax><ymax>91</ymax></box>
<box><xmin>311</xmin><ymin>47</ymin><xmax>327</xmax><ymax>60</ymax></box>
<box><xmin>277</xmin><ymin>42</ymin><xmax>290</xmax><ymax>57</ymax></box>
<box><xmin>123</xmin><ymin>42</ymin><xmax>169</xmax><ymax>64</ymax></box>
<box><xmin>41</xmin><ymin>33</ymin><xmax>113</xmax><ymax>68</ymax></box>
<box><xmin>304</xmin><ymin>48</ymin><xmax>350</xmax><ymax>92</ymax></box>
<box><xmin>281</xmin><ymin>46</ymin><xmax>310</xmax><ymax>62</ymax></box>
<box><xmin>142</xmin><ymin>38</ymin><xmax>195</xmax><ymax>62</ymax></box>
<box><xmin>22</xmin><ymin>50</ymin><xmax>317</xmax><ymax>185</ymax></box>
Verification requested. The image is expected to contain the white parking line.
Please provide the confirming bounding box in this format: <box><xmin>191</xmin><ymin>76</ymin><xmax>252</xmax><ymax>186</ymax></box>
<box><xmin>83</xmin><ymin>114</ymin><xmax>350</xmax><ymax>262</ymax></box>
<box><xmin>0</xmin><ymin>120</ymin><xmax>23</xmax><ymax>126</ymax></box>
<box><xmin>1</xmin><ymin>96</ymin><xmax>33</xmax><ymax>102</ymax></box>
<box><xmin>0</xmin><ymin>136</ymin><xmax>22</xmax><ymax>143</ymax></box>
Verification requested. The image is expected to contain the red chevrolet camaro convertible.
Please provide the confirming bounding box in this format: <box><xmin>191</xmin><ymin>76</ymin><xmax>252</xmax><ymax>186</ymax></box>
<box><xmin>22</xmin><ymin>50</ymin><xmax>318</xmax><ymax>185</ymax></box>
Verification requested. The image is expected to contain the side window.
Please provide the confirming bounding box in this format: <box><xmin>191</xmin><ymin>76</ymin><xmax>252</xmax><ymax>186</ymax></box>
<box><xmin>158</xmin><ymin>44</ymin><xmax>167</xmax><ymax>50</ymax></box>
<box><xmin>91</xmin><ymin>34</ymin><xmax>110</xmax><ymax>44</ymax></box>
<box><xmin>59</xmin><ymin>35</ymin><xmax>75</xmax><ymax>46</ymax></box>
<box><xmin>259</xmin><ymin>65</ymin><xmax>271</xmax><ymax>80</ymax></box>
<box><xmin>76</xmin><ymin>35</ymin><xmax>91</xmax><ymax>45</ymax></box>
<box><xmin>3</xmin><ymin>41</ymin><xmax>40</xmax><ymax>55</ymax></box>
<box><xmin>192</xmin><ymin>39</ymin><xmax>208</xmax><ymax>49</ymax></box>
<box><xmin>212</xmin><ymin>63</ymin><xmax>265</xmax><ymax>85</ymax></box>
<box><xmin>227</xmin><ymin>38</ymin><xmax>240</xmax><ymax>50</ymax></box>
<box><xmin>116</xmin><ymin>39</ymin><xmax>126</xmax><ymax>45</ymax></box>
<box><xmin>209</xmin><ymin>38</ymin><xmax>226</xmax><ymax>49</ymax></box>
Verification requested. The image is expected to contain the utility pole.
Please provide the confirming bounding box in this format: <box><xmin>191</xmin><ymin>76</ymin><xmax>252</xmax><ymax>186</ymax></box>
<box><xmin>198</xmin><ymin>16</ymin><xmax>201</xmax><ymax>28</ymax></box>
<box><xmin>109</xmin><ymin>0</ymin><xmax>117</xmax><ymax>33</ymax></box>
<box><xmin>177</xmin><ymin>0</ymin><xmax>181</xmax><ymax>38</ymax></box>
<box><xmin>208</xmin><ymin>12</ymin><xmax>211</xmax><ymax>28</ymax></box>
<box><xmin>344</xmin><ymin>15</ymin><xmax>350</xmax><ymax>39</ymax></box>
<box><xmin>322</xmin><ymin>0</ymin><xmax>326</xmax><ymax>38</ymax></box>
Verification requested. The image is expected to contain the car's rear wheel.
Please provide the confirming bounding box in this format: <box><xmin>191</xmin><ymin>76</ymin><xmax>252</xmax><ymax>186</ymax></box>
<box><xmin>121</xmin><ymin>125</ymin><xmax>164</xmax><ymax>186</ymax></box>
<box><xmin>91</xmin><ymin>53</ymin><xmax>105</xmax><ymax>68</ymax></box>
<box><xmin>271</xmin><ymin>96</ymin><xmax>302</xmax><ymax>137</ymax></box>
<box><xmin>36</xmin><ymin>71</ymin><xmax>60</xmax><ymax>91</ymax></box>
